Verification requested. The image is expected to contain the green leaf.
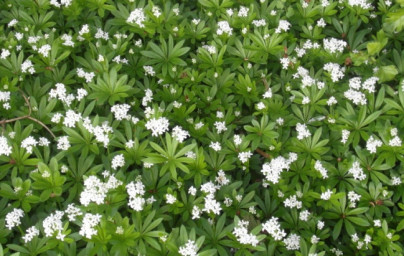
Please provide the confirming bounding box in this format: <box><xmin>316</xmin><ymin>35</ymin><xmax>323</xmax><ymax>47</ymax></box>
<box><xmin>377</xmin><ymin>65</ymin><xmax>398</xmax><ymax>82</ymax></box>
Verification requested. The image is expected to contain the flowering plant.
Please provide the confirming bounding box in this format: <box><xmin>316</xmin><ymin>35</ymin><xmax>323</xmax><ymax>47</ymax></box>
<box><xmin>1</xmin><ymin>0</ymin><xmax>404</xmax><ymax>255</ymax></box>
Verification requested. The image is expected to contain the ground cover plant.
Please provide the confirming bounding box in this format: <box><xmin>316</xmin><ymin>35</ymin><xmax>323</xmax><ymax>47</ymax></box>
<box><xmin>1</xmin><ymin>0</ymin><xmax>404</xmax><ymax>255</ymax></box>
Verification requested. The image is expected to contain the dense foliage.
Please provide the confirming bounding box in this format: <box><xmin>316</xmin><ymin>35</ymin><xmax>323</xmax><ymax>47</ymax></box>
<box><xmin>1</xmin><ymin>0</ymin><xmax>404</xmax><ymax>255</ymax></box>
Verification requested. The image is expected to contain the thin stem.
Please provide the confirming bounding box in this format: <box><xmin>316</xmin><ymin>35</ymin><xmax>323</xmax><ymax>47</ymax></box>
<box><xmin>255</xmin><ymin>148</ymin><xmax>271</xmax><ymax>159</ymax></box>
<box><xmin>26</xmin><ymin>116</ymin><xmax>56</xmax><ymax>139</ymax></box>
<box><xmin>0</xmin><ymin>89</ymin><xmax>55</xmax><ymax>139</ymax></box>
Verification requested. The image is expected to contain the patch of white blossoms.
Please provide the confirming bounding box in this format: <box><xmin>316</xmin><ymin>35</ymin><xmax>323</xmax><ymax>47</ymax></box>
<box><xmin>127</xmin><ymin>8</ymin><xmax>146</xmax><ymax>27</ymax></box>
<box><xmin>50</xmin><ymin>0</ymin><xmax>72</xmax><ymax>8</ymax></box>
<box><xmin>323</xmin><ymin>63</ymin><xmax>345</xmax><ymax>82</ymax></box>
<box><xmin>179</xmin><ymin>240</ymin><xmax>199</xmax><ymax>256</ymax></box>
<box><xmin>126</xmin><ymin>180</ymin><xmax>146</xmax><ymax>211</ymax></box>
<box><xmin>217</xmin><ymin>21</ymin><xmax>233</xmax><ymax>35</ymax></box>
<box><xmin>6</xmin><ymin>208</ymin><xmax>24</xmax><ymax>230</ymax></box>
<box><xmin>323</xmin><ymin>38</ymin><xmax>347</xmax><ymax>54</ymax></box>
<box><xmin>348</xmin><ymin>161</ymin><xmax>366</xmax><ymax>181</ymax></box>
<box><xmin>366</xmin><ymin>136</ymin><xmax>383</xmax><ymax>153</ymax></box>
<box><xmin>262</xmin><ymin>217</ymin><xmax>287</xmax><ymax>241</ymax></box>
<box><xmin>111</xmin><ymin>154</ymin><xmax>125</xmax><ymax>170</ymax></box>
<box><xmin>22</xmin><ymin>226</ymin><xmax>40</xmax><ymax>243</ymax></box>
<box><xmin>145</xmin><ymin>117</ymin><xmax>170</xmax><ymax>136</ymax></box>
<box><xmin>80</xmin><ymin>175</ymin><xmax>123</xmax><ymax>206</ymax></box>
<box><xmin>172</xmin><ymin>126</ymin><xmax>190</xmax><ymax>143</ymax></box>
<box><xmin>314</xmin><ymin>160</ymin><xmax>328</xmax><ymax>179</ymax></box>
<box><xmin>296</xmin><ymin>123</ymin><xmax>311</xmax><ymax>140</ymax></box>
<box><xmin>79</xmin><ymin>213</ymin><xmax>102</xmax><ymax>239</ymax></box>
<box><xmin>232</xmin><ymin>220</ymin><xmax>259</xmax><ymax>247</ymax></box>
<box><xmin>344</xmin><ymin>77</ymin><xmax>379</xmax><ymax>105</ymax></box>
<box><xmin>43</xmin><ymin>211</ymin><xmax>65</xmax><ymax>240</ymax></box>
<box><xmin>261</xmin><ymin>153</ymin><xmax>297</xmax><ymax>184</ymax></box>
<box><xmin>0</xmin><ymin>136</ymin><xmax>12</xmax><ymax>156</ymax></box>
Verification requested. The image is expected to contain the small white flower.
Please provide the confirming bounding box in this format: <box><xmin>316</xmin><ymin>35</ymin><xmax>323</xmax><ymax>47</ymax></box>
<box><xmin>209</xmin><ymin>141</ymin><xmax>221</xmax><ymax>151</ymax></box>
<box><xmin>320</xmin><ymin>189</ymin><xmax>333</xmax><ymax>200</ymax></box>
<box><xmin>166</xmin><ymin>194</ymin><xmax>177</xmax><ymax>204</ymax></box>
<box><xmin>111</xmin><ymin>154</ymin><xmax>125</xmax><ymax>170</ymax></box>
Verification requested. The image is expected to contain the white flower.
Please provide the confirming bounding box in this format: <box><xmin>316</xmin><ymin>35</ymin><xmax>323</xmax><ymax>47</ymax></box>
<box><xmin>302</xmin><ymin>96</ymin><xmax>310</xmax><ymax>104</ymax></box>
<box><xmin>366</xmin><ymin>136</ymin><xmax>382</xmax><ymax>153</ymax></box>
<box><xmin>252</xmin><ymin>19</ymin><xmax>266</xmax><ymax>27</ymax></box>
<box><xmin>111</xmin><ymin>154</ymin><xmax>125</xmax><ymax>170</ymax></box>
<box><xmin>232</xmin><ymin>220</ymin><xmax>259</xmax><ymax>247</ymax></box>
<box><xmin>314</xmin><ymin>160</ymin><xmax>328</xmax><ymax>179</ymax></box>
<box><xmin>214</xmin><ymin>121</ymin><xmax>227</xmax><ymax>134</ymax></box>
<box><xmin>203</xmin><ymin>194</ymin><xmax>222</xmax><ymax>215</ymax></box>
<box><xmin>348</xmin><ymin>191</ymin><xmax>361</xmax><ymax>203</ymax></box>
<box><xmin>284</xmin><ymin>234</ymin><xmax>300</xmax><ymax>250</ymax></box>
<box><xmin>38</xmin><ymin>44</ymin><xmax>51</xmax><ymax>57</ymax></box>
<box><xmin>6</xmin><ymin>208</ymin><xmax>24</xmax><ymax>230</ymax></box>
<box><xmin>209</xmin><ymin>141</ymin><xmax>221</xmax><ymax>151</ymax></box>
<box><xmin>341</xmin><ymin>129</ymin><xmax>350</xmax><ymax>144</ymax></box>
<box><xmin>202</xmin><ymin>45</ymin><xmax>216</xmax><ymax>54</ymax></box>
<box><xmin>348</xmin><ymin>0</ymin><xmax>372</xmax><ymax>9</ymax></box>
<box><xmin>38</xmin><ymin>137</ymin><xmax>50</xmax><ymax>147</ymax></box>
<box><xmin>179</xmin><ymin>240</ymin><xmax>199</xmax><ymax>256</ymax></box>
<box><xmin>275</xmin><ymin>20</ymin><xmax>291</xmax><ymax>33</ymax></box>
<box><xmin>21</xmin><ymin>59</ymin><xmax>35</xmax><ymax>74</ymax></box>
<box><xmin>348</xmin><ymin>161</ymin><xmax>366</xmax><ymax>181</ymax></box>
<box><xmin>320</xmin><ymin>189</ymin><xmax>333</xmax><ymax>200</ymax></box>
<box><xmin>188</xmin><ymin>186</ymin><xmax>197</xmax><ymax>196</ymax></box>
<box><xmin>57</xmin><ymin>136</ymin><xmax>70</xmax><ymax>151</ymax></box>
<box><xmin>166</xmin><ymin>194</ymin><xmax>177</xmax><ymax>204</ymax></box>
<box><xmin>392</xmin><ymin>176</ymin><xmax>401</xmax><ymax>185</ymax></box>
<box><xmin>43</xmin><ymin>211</ymin><xmax>64</xmax><ymax>240</ymax></box>
<box><xmin>327</xmin><ymin>96</ymin><xmax>338</xmax><ymax>106</ymax></box>
<box><xmin>323</xmin><ymin>38</ymin><xmax>347</xmax><ymax>53</ymax></box>
<box><xmin>192</xmin><ymin>205</ymin><xmax>202</xmax><ymax>219</ymax></box>
<box><xmin>172</xmin><ymin>126</ymin><xmax>190</xmax><ymax>143</ymax></box>
<box><xmin>77</xmin><ymin>68</ymin><xmax>95</xmax><ymax>83</ymax></box>
<box><xmin>238</xmin><ymin>6</ymin><xmax>249</xmax><ymax>17</ymax></box>
<box><xmin>111</xmin><ymin>104</ymin><xmax>131</xmax><ymax>120</ymax></box>
<box><xmin>21</xmin><ymin>136</ymin><xmax>38</xmax><ymax>154</ymax></box>
<box><xmin>142</xmin><ymin>88</ymin><xmax>153</xmax><ymax>106</ymax></box>
<box><xmin>50</xmin><ymin>0</ymin><xmax>72</xmax><ymax>7</ymax></box>
<box><xmin>79</xmin><ymin>213</ymin><xmax>102</xmax><ymax>239</ymax></box>
<box><xmin>296</xmin><ymin>123</ymin><xmax>311</xmax><ymax>140</ymax></box>
<box><xmin>215</xmin><ymin>170</ymin><xmax>230</xmax><ymax>186</ymax></box>
<box><xmin>317</xmin><ymin>18</ymin><xmax>326</xmax><ymax>27</ymax></box>
<box><xmin>261</xmin><ymin>154</ymin><xmax>297</xmax><ymax>184</ymax></box>
<box><xmin>65</xmin><ymin>204</ymin><xmax>82</xmax><ymax>221</ymax></box>
<box><xmin>0</xmin><ymin>136</ymin><xmax>12</xmax><ymax>156</ymax></box>
<box><xmin>127</xmin><ymin>180</ymin><xmax>146</xmax><ymax>211</ymax></box>
<box><xmin>262</xmin><ymin>217</ymin><xmax>287</xmax><ymax>241</ymax></box>
<box><xmin>284</xmin><ymin>195</ymin><xmax>302</xmax><ymax>209</ymax></box>
<box><xmin>224</xmin><ymin>197</ymin><xmax>233</xmax><ymax>207</ymax></box>
<box><xmin>63</xmin><ymin>110</ymin><xmax>82</xmax><ymax>128</ymax></box>
<box><xmin>22</xmin><ymin>226</ymin><xmax>40</xmax><ymax>243</ymax></box>
<box><xmin>299</xmin><ymin>210</ymin><xmax>310</xmax><ymax>221</ymax></box>
<box><xmin>389</xmin><ymin>136</ymin><xmax>402</xmax><ymax>147</ymax></box>
<box><xmin>317</xmin><ymin>220</ymin><xmax>325</xmax><ymax>230</ymax></box>
<box><xmin>234</xmin><ymin>134</ymin><xmax>242</xmax><ymax>146</ymax></box>
<box><xmin>143</xmin><ymin>65</ymin><xmax>155</xmax><ymax>76</ymax></box>
<box><xmin>280</xmin><ymin>57</ymin><xmax>290</xmax><ymax>69</ymax></box>
<box><xmin>217</xmin><ymin>21</ymin><xmax>233</xmax><ymax>35</ymax></box>
<box><xmin>145</xmin><ymin>117</ymin><xmax>170</xmax><ymax>136</ymax></box>
<box><xmin>311</xmin><ymin>235</ymin><xmax>320</xmax><ymax>244</ymax></box>
<box><xmin>1</xmin><ymin>49</ymin><xmax>10</xmax><ymax>59</ymax></box>
<box><xmin>238</xmin><ymin>151</ymin><xmax>252</xmax><ymax>163</ymax></box>
<box><xmin>127</xmin><ymin>8</ymin><xmax>146</xmax><ymax>27</ymax></box>
<box><xmin>324</xmin><ymin>62</ymin><xmax>345</xmax><ymax>82</ymax></box>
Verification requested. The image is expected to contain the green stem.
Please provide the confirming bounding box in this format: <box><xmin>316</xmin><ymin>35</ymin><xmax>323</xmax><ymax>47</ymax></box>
<box><xmin>17</xmin><ymin>225</ymin><xmax>24</xmax><ymax>236</ymax></box>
